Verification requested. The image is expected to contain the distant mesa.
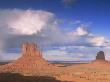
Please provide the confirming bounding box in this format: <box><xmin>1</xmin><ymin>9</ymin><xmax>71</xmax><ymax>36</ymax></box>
<box><xmin>91</xmin><ymin>51</ymin><xmax>109</xmax><ymax>64</ymax></box>
<box><xmin>96</xmin><ymin>51</ymin><xmax>105</xmax><ymax>60</ymax></box>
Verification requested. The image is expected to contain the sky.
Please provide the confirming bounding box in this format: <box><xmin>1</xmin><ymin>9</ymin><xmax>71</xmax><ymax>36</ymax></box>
<box><xmin>0</xmin><ymin>0</ymin><xmax>110</xmax><ymax>61</ymax></box>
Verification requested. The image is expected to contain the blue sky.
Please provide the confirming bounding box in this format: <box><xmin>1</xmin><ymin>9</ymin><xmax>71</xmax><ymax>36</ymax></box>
<box><xmin>0</xmin><ymin>0</ymin><xmax>110</xmax><ymax>61</ymax></box>
<box><xmin>0</xmin><ymin>0</ymin><xmax>110</xmax><ymax>36</ymax></box>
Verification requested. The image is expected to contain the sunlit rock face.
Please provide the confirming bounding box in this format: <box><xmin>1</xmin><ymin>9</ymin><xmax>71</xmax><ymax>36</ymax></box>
<box><xmin>22</xmin><ymin>42</ymin><xmax>42</xmax><ymax>57</ymax></box>
<box><xmin>96</xmin><ymin>51</ymin><xmax>105</xmax><ymax>60</ymax></box>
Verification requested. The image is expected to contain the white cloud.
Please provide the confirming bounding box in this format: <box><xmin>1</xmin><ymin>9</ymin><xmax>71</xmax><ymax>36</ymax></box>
<box><xmin>1</xmin><ymin>53</ymin><xmax>20</xmax><ymax>61</ymax></box>
<box><xmin>73</xmin><ymin>26</ymin><xmax>89</xmax><ymax>36</ymax></box>
<box><xmin>43</xmin><ymin>50</ymin><xmax>84</xmax><ymax>61</ymax></box>
<box><xmin>104</xmin><ymin>48</ymin><xmax>110</xmax><ymax>60</ymax></box>
<box><xmin>43</xmin><ymin>47</ymin><xmax>95</xmax><ymax>61</ymax></box>
<box><xmin>0</xmin><ymin>9</ymin><xmax>59</xmax><ymax>51</ymax></box>
<box><xmin>6</xmin><ymin>9</ymin><xmax>54</xmax><ymax>35</ymax></box>
<box><xmin>0</xmin><ymin>9</ymin><xmax>110</xmax><ymax>61</ymax></box>
<box><xmin>70</xmin><ymin>26</ymin><xmax>110</xmax><ymax>47</ymax></box>
<box><xmin>0</xmin><ymin>9</ymin><xmax>56</xmax><ymax>60</ymax></box>
<box><xmin>89</xmin><ymin>36</ymin><xmax>107</xmax><ymax>46</ymax></box>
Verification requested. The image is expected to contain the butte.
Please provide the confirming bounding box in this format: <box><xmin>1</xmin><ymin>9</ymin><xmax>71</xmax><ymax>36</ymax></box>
<box><xmin>0</xmin><ymin>43</ymin><xmax>58</xmax><ymax>76</ymax></box>
<box><xmin>92</xmin><ymin>51</ymin><xmax>109</xmax><ymax>64</ymax></box>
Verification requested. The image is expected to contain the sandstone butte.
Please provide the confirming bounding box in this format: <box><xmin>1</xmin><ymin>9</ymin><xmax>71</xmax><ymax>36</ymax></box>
<box><xmin>91</xmin><ymin>51</ymin><xmax>109</xmax><ymax>64</ymax></box>
<box><xmin>0</xmin><ymin>43</ymin><xmax>59</xmax><ymax>76</ymax></box>
<box><xmin>0</xmin><ymin>43</ymin><xmax>110</xmax><ymax>82</ymax></box>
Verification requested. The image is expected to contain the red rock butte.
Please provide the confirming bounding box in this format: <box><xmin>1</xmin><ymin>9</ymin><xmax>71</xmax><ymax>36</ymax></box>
<box><xmin>0</xmin><ymin>42</ymin><xmax>58</xmax><ymax>76</ymax></box>
<box><xmin>96</xmin><ymin>51</ymin><xmax>105</xmax><ymax>60</ymax></box>
<box><xmin>22</xmin><ymin>43</ymin><xmax>42</xmax><ymax>57</ymax></box>
<box><xmin>92</xmin><ymin>51</ymin><xmax>109</xmax><ymax>64</ymax></box>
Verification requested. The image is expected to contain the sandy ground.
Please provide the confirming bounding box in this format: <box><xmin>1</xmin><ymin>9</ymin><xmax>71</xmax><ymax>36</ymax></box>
<box><xmin>53</xmin><ymin>60</ymin><xmax>110</xmax><ymax>82</ymax></box>
<box><xmin>1</xmin><ymin>60</ymin><xmax>110</xmax><ymax>82</ymax></box>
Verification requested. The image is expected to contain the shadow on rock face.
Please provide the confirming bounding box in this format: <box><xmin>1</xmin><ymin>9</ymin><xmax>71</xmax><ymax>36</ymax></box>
<box><xmin>96</xmin><ymin>51</ymin><xmax>105</xmax><ymax>60</ymax></box>
<box><xmin>0</xmin><ymin>73</ymin><xmax>64</xmax><ymax>82</ymax></box>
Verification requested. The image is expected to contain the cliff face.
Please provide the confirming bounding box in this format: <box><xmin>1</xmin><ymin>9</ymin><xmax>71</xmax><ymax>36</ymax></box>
<box><xmin>0</xmin><ymin>43</ymin><xmax>57</xmax><ymax>76</ymax></box>
<box><xmin>96</xmin><ymin>51</ymin><xmax>105</xmax><ymax>60</ymax></box>
<box><xmin>22</xmin><ymin>43</ymin><xmax>42</xmax><ymax>57</ymax></box>
<box><xmin>13</xmin><ymin>42</ymin><xmax>48</xmax><ymax>68</ymax></box>
<box><xmin>92</xmin><ymin>51</ymin><xmax>108</xmax><ymax>64</ymax></box>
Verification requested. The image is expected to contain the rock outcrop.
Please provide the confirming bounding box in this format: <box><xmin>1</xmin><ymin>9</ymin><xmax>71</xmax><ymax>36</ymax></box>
<box><xmin>96</xmin><ymin>51</ymin><xmax>105</xmax><ymax>60</ymax></box>
<box><xmin>0</xmin><ymin>42</ymin><xmax>57</xmax><ymax>76</ymax></box>
<box><xmin>22</xmin><ymin>43</ymin><xmax>42</xmax><ymax>57</ymax></box>
<box><xmin>92</xmin><ymin>51</ymin><xmax>108</xmax><ymax>64</ymax></box>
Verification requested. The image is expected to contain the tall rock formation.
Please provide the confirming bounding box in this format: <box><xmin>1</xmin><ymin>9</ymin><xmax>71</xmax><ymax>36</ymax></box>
<box><xmin>22</xmin><ymin>43</ymin><xmax>42</xmax><ymax>57</ymax></box>
<box><xmin>92</xmin><ymin>51</ymin><xmax>108</xmax><ymax>64</ymax></box>
<box><xmin>0</xmin><ymin>42</ymin><xmax>57</xmax><ymax>76</ymax></box>
<box><xmin>96</xmin><ymin>51</ymin><xmax>105</xmax><ymax>60</ymax></box>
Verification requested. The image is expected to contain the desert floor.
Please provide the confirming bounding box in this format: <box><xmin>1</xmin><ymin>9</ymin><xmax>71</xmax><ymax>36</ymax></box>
<box><xmin>53</xmin><ymin>60</ymin><xmax>110</xmax><ymax>82</ymax></box>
